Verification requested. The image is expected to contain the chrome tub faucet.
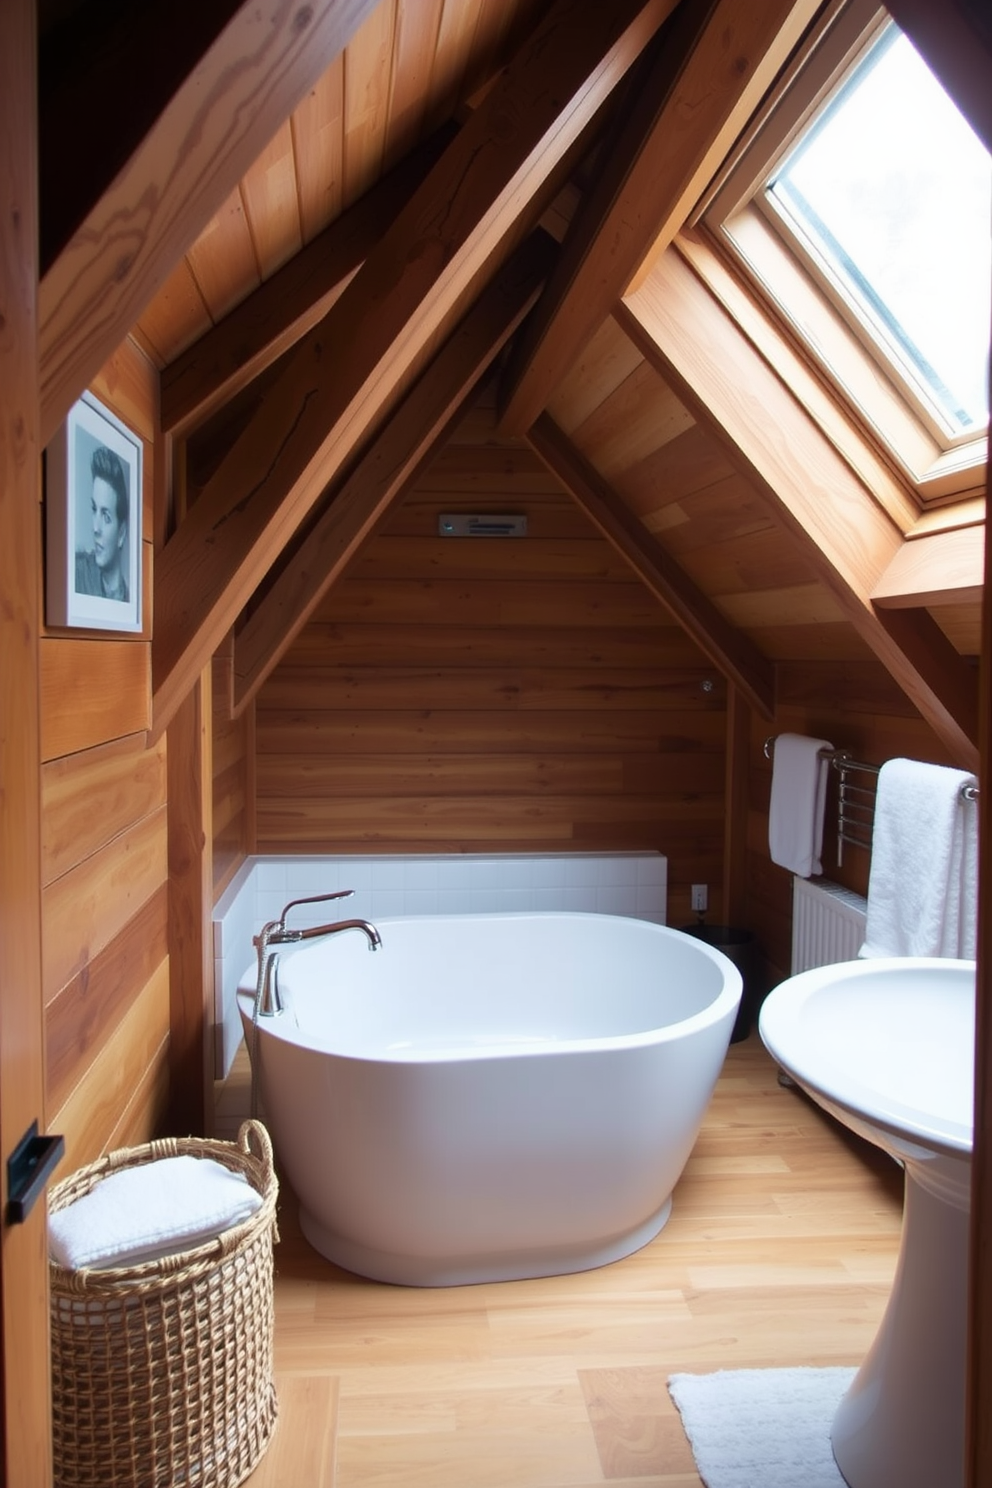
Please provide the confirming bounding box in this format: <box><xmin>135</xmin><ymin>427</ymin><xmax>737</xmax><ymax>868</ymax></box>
<box><xmin>252</xmin><ymin>889</ymin><xmax>382</xmax><ymax>1018</ymax></box>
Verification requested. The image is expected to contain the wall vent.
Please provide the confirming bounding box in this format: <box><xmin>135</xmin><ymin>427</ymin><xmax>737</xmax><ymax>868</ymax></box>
<box><xmin>438</xmin><ymin>513</ymin><xmax>527</xmax><ymax>537</ymax></box>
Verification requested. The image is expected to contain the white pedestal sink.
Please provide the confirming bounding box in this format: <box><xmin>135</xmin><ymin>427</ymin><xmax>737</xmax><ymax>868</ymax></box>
<box><xmin>759</xmin><ymin>957</ymin><xmax>974</xmax><ymax>1488</ymax></box>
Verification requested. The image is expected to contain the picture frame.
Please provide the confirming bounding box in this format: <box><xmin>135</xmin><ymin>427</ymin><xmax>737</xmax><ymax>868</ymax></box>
<box><xmin>45</xmin><ymin>389</ymin><xmax>143</xmax><ymax>633</ymax></box>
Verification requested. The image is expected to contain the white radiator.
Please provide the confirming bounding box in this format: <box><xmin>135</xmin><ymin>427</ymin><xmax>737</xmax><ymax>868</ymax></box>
<box><xmin>791</xmin><ymin>877</ymin><xmax>868</xmax><ymax>974</ymax></box>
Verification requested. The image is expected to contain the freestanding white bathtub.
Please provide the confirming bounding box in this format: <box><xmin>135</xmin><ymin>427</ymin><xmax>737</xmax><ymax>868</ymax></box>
<box><xmin>238</xmin><ymin>912</ymin><xmax>741</xmax><ymax>1286</ymax></box>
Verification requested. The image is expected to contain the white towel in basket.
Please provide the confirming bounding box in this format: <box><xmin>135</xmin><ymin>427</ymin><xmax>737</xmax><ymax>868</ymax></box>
<box><xmin>49</xmin><ymin>1155</ymin><xmax>262</xmax><ymax>1271</ymax></box>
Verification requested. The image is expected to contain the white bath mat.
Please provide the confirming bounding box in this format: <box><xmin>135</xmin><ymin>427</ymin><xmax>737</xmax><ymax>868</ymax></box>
<box><xmin>668</xmin><ymin>1367</ymin><xmax>856</xmax><ymax>1488</ymax></box>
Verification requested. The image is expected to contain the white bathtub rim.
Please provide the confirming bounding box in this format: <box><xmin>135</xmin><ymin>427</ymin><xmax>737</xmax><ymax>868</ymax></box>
<box><xmin>237</xmin><ymin>911</ymin><xmax>743</xmax><ymax>1063</ymax></box>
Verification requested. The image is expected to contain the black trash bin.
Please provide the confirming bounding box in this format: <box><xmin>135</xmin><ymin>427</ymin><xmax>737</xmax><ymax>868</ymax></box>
<box><xmin>678</xmin><ymin>923</ymin><xmax>756</xmax><ymax>1042</ymax></box>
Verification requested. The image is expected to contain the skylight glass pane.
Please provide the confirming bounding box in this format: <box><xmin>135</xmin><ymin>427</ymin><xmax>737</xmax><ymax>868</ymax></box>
<box><xmin>768</xmin><ymin>26</ymin><xmax>991</xmax><ymax>436</ymax></box>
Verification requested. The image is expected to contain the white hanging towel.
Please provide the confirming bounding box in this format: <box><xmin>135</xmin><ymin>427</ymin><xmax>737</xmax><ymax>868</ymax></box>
<box><xmin>768</xmin><ymin>733</ymin><xmax>833</xmax><ymax>878</ymax></box>
<box><xmin>860</xmin><ymin>757</ymin><xmax>978</xmax><ymax>960</ymax></box>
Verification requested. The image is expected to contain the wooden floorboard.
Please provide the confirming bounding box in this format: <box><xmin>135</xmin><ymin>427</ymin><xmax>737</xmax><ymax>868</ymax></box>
<box><xmin>217</xmin><ymin>1035</ymin><xmax>903</xmax><ymax>1486</ymax></box>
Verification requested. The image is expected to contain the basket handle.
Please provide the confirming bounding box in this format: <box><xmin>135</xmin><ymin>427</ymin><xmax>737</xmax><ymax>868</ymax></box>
<box><xmin>238</xmin><ymin>1118</ymin><xmax>274</xmax><ymax>1176</ymax></box>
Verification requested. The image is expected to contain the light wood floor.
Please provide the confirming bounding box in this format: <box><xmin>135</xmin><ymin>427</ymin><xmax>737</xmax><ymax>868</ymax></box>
<box><xmin>216</xmin><ymin>1035</ymin><xmax>904</xmax><ymax>1487</ymax></box>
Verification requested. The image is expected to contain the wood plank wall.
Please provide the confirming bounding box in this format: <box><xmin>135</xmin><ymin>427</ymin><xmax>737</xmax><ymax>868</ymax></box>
<box><xmin>41</xmin><ymin>339</ymin><xmax>171</xmax><ymax>1172</ymax></box>
<box><xmin>212</xmin><ymin>634</ymin><xmax>255</xmax><ymax>900</ymax></box>
<box><xmin>254</xmin><ymin>385</ymin><xmax>727</xmax><ymax>926</ymax></box>
<box><xmin>745</xmin><ymin>656</ymin><xmax>970</xmax><ymax>989</ymax></box>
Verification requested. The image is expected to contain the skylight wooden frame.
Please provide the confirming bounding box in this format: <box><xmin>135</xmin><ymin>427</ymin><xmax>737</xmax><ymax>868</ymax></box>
<box><xmin>693</xmin><ymin>0</ymin><xmax>988</xmax><ymax>511</ymax></box>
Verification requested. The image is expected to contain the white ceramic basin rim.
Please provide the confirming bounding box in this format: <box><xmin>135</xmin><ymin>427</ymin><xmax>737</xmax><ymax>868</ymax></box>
<box><xmin>758</xmin><ymin>957</ymin><xmax>974</xmax><ymax>1158</ymax></box>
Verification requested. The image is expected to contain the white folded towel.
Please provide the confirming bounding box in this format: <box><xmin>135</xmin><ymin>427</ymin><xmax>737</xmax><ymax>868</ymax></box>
<box><xmin>860</xmin><ymin>757</ymin><xmax>978</xmax><ymax>959</ymax></box>
<box><xmin>768</xmin><ymin>733</ymin><xmax>833</xmax><ymax>878</ymax></box>
<box><xmin>49</xmin><ymin>1155</ymin><xmax>262</xmax><ymax>1271</ymax></box>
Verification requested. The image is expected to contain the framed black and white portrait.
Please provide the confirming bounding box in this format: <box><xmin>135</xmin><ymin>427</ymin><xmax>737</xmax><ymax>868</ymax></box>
<box><xmin>45</xmin><ymin>390</ymin><xmax>143</xmax><ymax>632</ymax></box>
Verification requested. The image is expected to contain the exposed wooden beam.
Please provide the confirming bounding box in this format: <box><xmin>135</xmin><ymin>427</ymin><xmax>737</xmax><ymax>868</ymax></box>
<box><xmin>526</xmin><ymin>413</ymin><xmax>776</xmax><ymax>718</ymax></box>
<box><xmin>871</xmin><ymin>527</ymin><xmax>985</xmax><ymax>609</ymax></box>
<box><xmin>498</xmin><ymin>0</ymin><xmax>819</xmax><ymax>436</ymax></box>
<box><xmin>160</xmin><ymin>124</ymin><xmax>459</xmax><ymax>437</ymax></box>
<box><xmin>619</xmin><ymin>245</ymin><xmax>980</xmax><ymax>767</ymax></box>
<box><xmin>166</xmin><ymin>666</ymin><xmax>213</xmax><ymax>1136</ymax></box>
<box><xmin>39</xmin><ymin>0</ymin><xmax>245</xmax><ymax>273</ymax></box>
<box><xmin>0</xmin><ymin>2</ymin><xmax>53</xmax><ymax>1479</ymax></box>
<box><xmin>723</xmin><ymin>688</ymin><xmax>751</xmax><ymax>927</ymax></box>
<box><xmin>152</xmin><ymin>0</ymin><xmax>673</xmax><ymax>735</ymax></box>
<box><xmin>38</xmin><ymin>0</ymin><xmax>382</xmax><ymax>447</ymax></box>
<box><xmin>232</xmin><ymin>231</ymin><xmax>557</xmax><ymax>714</ymax></box>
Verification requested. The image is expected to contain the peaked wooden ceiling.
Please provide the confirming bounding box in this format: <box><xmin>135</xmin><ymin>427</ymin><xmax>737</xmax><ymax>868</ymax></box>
<box><xmin>38</xmin><ymin>0</ymin><xmax>989</xmax><ymax>767</ymax></box>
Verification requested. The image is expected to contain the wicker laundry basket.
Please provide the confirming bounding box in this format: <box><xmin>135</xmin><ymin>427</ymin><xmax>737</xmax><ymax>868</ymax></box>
<box><xmin>48</xmin><ymin>1119</ymin><xmax>279</xmax><ymax>1488</ymax></box>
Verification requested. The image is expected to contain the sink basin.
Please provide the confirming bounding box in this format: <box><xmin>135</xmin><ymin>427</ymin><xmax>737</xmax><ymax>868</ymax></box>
<box><xmin>759</xmin><ymin>957</ymin><xmax>975</xmax><ymax>1488</ymax></box>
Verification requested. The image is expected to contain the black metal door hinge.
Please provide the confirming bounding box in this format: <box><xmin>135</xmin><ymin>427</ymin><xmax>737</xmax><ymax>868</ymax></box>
<box><xmin>6</xmin><ymin>1120</ymin><xmax>65</xmax><ymax>1224</ymax></box>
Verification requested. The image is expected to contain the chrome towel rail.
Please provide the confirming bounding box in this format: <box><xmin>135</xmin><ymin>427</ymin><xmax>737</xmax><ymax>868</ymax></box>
<box><xmin>763</xmin><ymin>736</ymin><xmax>978</xmax><ymax>867</ymax></box>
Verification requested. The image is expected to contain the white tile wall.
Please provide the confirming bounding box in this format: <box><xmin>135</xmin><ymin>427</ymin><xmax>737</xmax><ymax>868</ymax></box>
<box><xmin>212</xmin><ymin>851</ymin><xmax>667</xmax><ymax>1077</ymax></box>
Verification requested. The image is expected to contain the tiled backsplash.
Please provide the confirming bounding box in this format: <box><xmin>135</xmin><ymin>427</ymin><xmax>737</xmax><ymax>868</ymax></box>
<box><xmin>213</xmin><ymin>851</ymin><xmax>667</xmax><ymax>1077</ymax></box>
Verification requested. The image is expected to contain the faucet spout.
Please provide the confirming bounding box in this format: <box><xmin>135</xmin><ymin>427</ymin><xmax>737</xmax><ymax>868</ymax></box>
<box><xmin>251</xmin><ymin>908</ymin><xmax>382</xmax><ymax>1020</ymax></box>
<box><xmin>298</xmin><ymin>918</ymin><xmax>382</xmax><ymax>951</ymax></box>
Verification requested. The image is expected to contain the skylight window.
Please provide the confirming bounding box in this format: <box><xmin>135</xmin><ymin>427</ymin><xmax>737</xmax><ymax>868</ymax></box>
<box><xmin>765</xmin><ymin>25</ymin><xmax>991</xmax><ymax>441</ymax></box>
<box><xmin>698</xmin><ymin>1</ymin><xmax>991</xmax><ymax>511</ymax></box>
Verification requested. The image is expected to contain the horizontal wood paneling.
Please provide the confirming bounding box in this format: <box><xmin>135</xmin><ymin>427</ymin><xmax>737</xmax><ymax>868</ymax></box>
<box><xmin>259</xmin><ymin>665</ymin><xmax>723</xmax><ymax>712</ymax></box>
<box><xmin>256</xmin><ymin>708</ymin><xmax>726</xmax><ymax>755</ymax></box>
<box><xmin>40</xmin><ymin>638</ymin><xmax>150</xmax><ymax>760</ymax></box>
<box><xmin>283</xmin><ymin>622</ymin><xmax>699</xmax><ymax>669</ymax></box>
<box><xmin>256</xmin><ymin>752</ymin><xmax>625</xmax><ymax>796</ymax></box>
<box><xmin>49</xmin><ymin>959</ymin><xmax>171</xmax><ymax>1172</ymax></box>
<box><xmin>256</xmin><ymin>385</ymin><xmax>727</xmax><ymax>922</ymax></box>
<box><xmin>41</xmin><ymin>732</ymin><xmax>167</xmax><ymax>886</ymax></box>
<box><xmin>259</xmin><ymin>792</ymin><xmax>723</xmax><ymax>838</ymax></box>
<box><xmin>346</xmin><ymin>535</ymin><xmax>638</xmax><ymax>583</ymax></box>
<box><xmin>42</xmin><ymin>804</ymin><xmax>168</xmax><ymax>1002</ymax></box>
<box><xmin>315</xmin><ymin>576</ymin><xmax>685</xmax><ymax>628</ymax></box>
<box><xmin>45</xmin><ymin>885</ymin><xmax>169</xmax><ymax>1114</ymax></box>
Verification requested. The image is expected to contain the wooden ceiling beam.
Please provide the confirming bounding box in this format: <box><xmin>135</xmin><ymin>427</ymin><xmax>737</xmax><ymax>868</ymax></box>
<box><xmin>497</xmin><ymin>0</ymin><xmax>820</xmax><ymax>436</ymax></box>
<box><xmin>38</xmin><ymin>0</ymin><xmax>246</xmax><ymax>275</ymax></box>
<box><xmin>231</xmin><ymin>231</ymin><xmax>557</xmax><ymax>715</ymax></box>
<box><xmin>619</xmin><ymin>245</ymin><xmax>980</xmax><ymax>767</ymax></box>
<box><xmin>160</xmin><ymin>123</ymin><xmax>459</xmax><ymax>437</ymax></box>
<box><xmin>526</xmin><ymin>413</ymin><xmax>776</xmax><ymax>719</ymax></box>
<box><xmin>38</xmin><ymin>0</ymin><xmax>382</xmax><ymax>448</ymax></box>
<box><xmin>151</xmin><ymin>0</ymin><xmax>674</xmax><ymax>735</ymax></box>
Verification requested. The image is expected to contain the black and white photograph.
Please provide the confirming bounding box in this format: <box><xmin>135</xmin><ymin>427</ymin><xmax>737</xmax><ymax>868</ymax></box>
<box><xmin>45</xmin><ymin>389</ymin><xmax>142</xmax><ymax>632</ymax></box>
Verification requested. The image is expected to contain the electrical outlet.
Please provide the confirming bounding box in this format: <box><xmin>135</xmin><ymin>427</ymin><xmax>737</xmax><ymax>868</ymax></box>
<box><xmin>691</xmin><ymin>884</ymin><xmax>708</xmax><ymax>913</ymax></box>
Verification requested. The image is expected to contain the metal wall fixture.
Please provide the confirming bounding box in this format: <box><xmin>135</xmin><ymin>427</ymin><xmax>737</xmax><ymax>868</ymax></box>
<box><xmin>438</xmin><ymin>513</ymin><xmax>527</xmax><ymax>537</ymax></box>
<box><xmin>763</xmin><ymin>736</ymin><xmax>979</xmax><ymax>867</ymax></box>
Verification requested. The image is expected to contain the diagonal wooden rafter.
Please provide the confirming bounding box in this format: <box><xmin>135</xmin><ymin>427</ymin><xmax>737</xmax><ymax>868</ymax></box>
<box><xmin>498</xmin><ymin>0</ymin><xmax>821</xmax><ymax>436</ymax></box>
<box><xmin>38</xmin><ymin>0</ymin><xmax>382</xmax><ymax>447</ymax></box>
<box><xmin>525</xmin><ymin>413</ymin><xmax>776</xmax><ymax>718</ymax></box>
<box><xmin>619</xmin><ymin>244</ymin><xmax>980</xmax><ymax>767</ymax></box>
<box><xmin>160</xmin><ymin>124</ymin><xmax>459</xmax><ymax>438</ymax></box>
<box><xmin>231</xmin><ymin>231</ymin><xmax>558</xmax><ymax>715</ymax></box>
<box><xmin>39</xmin><ymin>0</ymin><xmax>246</xmax><ymax>273</ymax></box>
<box><xmin>151</xmin><ymin>0</ymin><xmax>675</xmax><ymax>737</ymax></box>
